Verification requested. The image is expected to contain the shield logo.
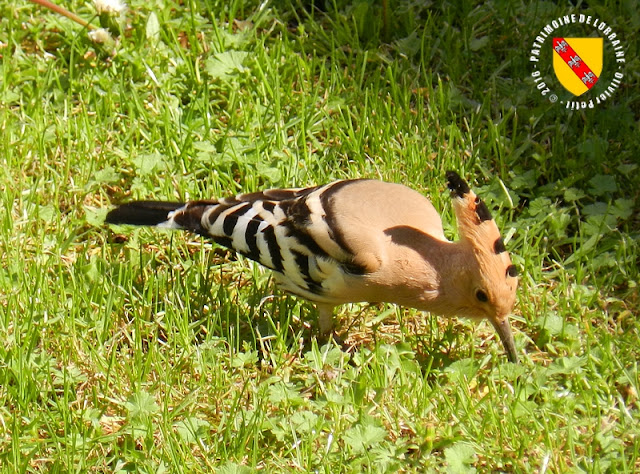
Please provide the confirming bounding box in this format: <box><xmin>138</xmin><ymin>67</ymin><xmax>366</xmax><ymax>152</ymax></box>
<box><xmin>552</xmin><ymin>38</ymin><xmax>603</xmax><ymax>96</ymax></box>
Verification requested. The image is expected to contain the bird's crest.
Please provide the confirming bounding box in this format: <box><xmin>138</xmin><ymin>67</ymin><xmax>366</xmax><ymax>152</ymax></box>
<box><xmin>446</xmin><ymin>171</ymin><xmax>517</xmax><ymax>277</ymax></box>
<box><xmin>446</xmin><ymin>170</ymin><xmax>518</xmax><ymax>313</ymax></box>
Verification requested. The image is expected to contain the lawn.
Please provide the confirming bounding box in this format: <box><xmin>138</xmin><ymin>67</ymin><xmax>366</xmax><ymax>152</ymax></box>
<box><xmin>0</xmin><ymin>0</ymin><xmax>638</xmax><ymax>471</ymax></box>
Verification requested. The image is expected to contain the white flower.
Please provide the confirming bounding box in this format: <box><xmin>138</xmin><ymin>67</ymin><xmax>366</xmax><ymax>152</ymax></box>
<box><xmin>88</xmin><ymin>28</ymin><xmax>112</xmax><ymax>43</ymax></box>
<box><xmin>93</xmin><ymin>0</ymin><xmax>127</xmax><ymax>15</ymax></box>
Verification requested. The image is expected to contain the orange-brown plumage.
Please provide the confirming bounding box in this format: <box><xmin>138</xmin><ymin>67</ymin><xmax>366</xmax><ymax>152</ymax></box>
<box><xmin>106</xmin><ymin>171</ymin><xmax>520</xmax><ymax>362</ymax></box>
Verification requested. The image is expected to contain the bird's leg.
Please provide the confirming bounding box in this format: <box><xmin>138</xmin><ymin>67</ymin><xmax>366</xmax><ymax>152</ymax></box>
<box><xmin>316</xmin><ymin>304</ymin><xmax>354</xmax><ymax>352</ymax></box>
<box><xmin>317</xmin><ymin>303</ymin><xmax>335</xmax><ymax>336</ymax></box>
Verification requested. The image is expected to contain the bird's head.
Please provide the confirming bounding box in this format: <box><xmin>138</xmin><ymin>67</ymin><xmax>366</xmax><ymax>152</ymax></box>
<box><xmin>446</xmin><ymin>171</ymin><xmax>519</xmax><ymax>363</ymax></box>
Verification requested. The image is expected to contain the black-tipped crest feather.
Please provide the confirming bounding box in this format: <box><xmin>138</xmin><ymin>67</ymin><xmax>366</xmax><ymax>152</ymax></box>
<box><xmin>446</xmin><ymin>171</ymin><xmax>470</xmax><ymax>198</ymax></box>
<box><xmin>474</xmin><ymin>199</ymin><xmax>493</xmax><ymax>222</ymax></box>
<box><xmin>494</xmin><ymin>238</ymin><xmax>506</xmax><ymax>254</ymax></box>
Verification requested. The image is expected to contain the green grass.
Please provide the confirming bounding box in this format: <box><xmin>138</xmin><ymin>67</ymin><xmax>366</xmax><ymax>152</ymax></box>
<box><xmin>1</xmin><ymin>0</ymin><xmax>638</xmax><ymax>471</ymax></box>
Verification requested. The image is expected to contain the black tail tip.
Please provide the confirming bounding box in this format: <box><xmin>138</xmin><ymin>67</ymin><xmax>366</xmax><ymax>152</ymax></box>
<box><xmin>105</xmin><ymin>201</ymin><xmax>184</xmax><ymax>226</ymax></box>
<box><xmin>446</xmin><ymin>171</ymin><xmax>471</xmax><ymax>198</ymax></box>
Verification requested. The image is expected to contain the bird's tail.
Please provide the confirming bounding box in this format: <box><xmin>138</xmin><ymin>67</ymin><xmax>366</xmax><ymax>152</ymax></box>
<box><xmin>105</xmin><ymin>201</ymin><xmax>185</xmax><ymax>227</ymax></box>
<box><xmin>105</xmin><ymin>200</ymin><xmax>221</xmax><ymax>235</ymax></box>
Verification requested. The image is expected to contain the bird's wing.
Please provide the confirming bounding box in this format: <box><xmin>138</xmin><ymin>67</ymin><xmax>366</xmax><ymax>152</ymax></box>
<box><xmin>131</xmin><ymin>181</ymin><xmax>363</xmax><ymax>301</ymax></box>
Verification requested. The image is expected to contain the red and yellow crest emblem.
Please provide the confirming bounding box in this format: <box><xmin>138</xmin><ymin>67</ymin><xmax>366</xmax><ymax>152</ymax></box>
<box><xmin>552</xmin><ymin>38</ymin><xmax>603</xmax><ymax>96</ymax></box>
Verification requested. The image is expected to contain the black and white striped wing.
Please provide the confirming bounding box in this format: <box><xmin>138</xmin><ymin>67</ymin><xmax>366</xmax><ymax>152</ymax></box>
<box><xmin>164</xmin><ymin>181</ymin><xmax>362</xmax><ymax>302</ymax></box>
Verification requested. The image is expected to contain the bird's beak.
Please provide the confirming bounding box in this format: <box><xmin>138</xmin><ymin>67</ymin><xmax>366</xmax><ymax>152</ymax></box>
<box><xmin>491</xmin><ymin>318</ymin><xmax>518</xmax><ymax>363</ymax></box>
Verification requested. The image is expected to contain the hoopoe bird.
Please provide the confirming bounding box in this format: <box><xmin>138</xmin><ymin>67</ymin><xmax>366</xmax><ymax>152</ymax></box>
<box><xmin>105</xmin><ymin>171</ymin><xmax>519</xmax><ymax>362</ymax></box>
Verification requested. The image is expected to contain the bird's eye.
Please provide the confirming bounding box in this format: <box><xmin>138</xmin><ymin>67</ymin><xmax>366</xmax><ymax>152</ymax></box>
<box><xmin>475</xmin><ymin>289</ymin><xmax>489</xmax><ymax>303</ymax></box>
